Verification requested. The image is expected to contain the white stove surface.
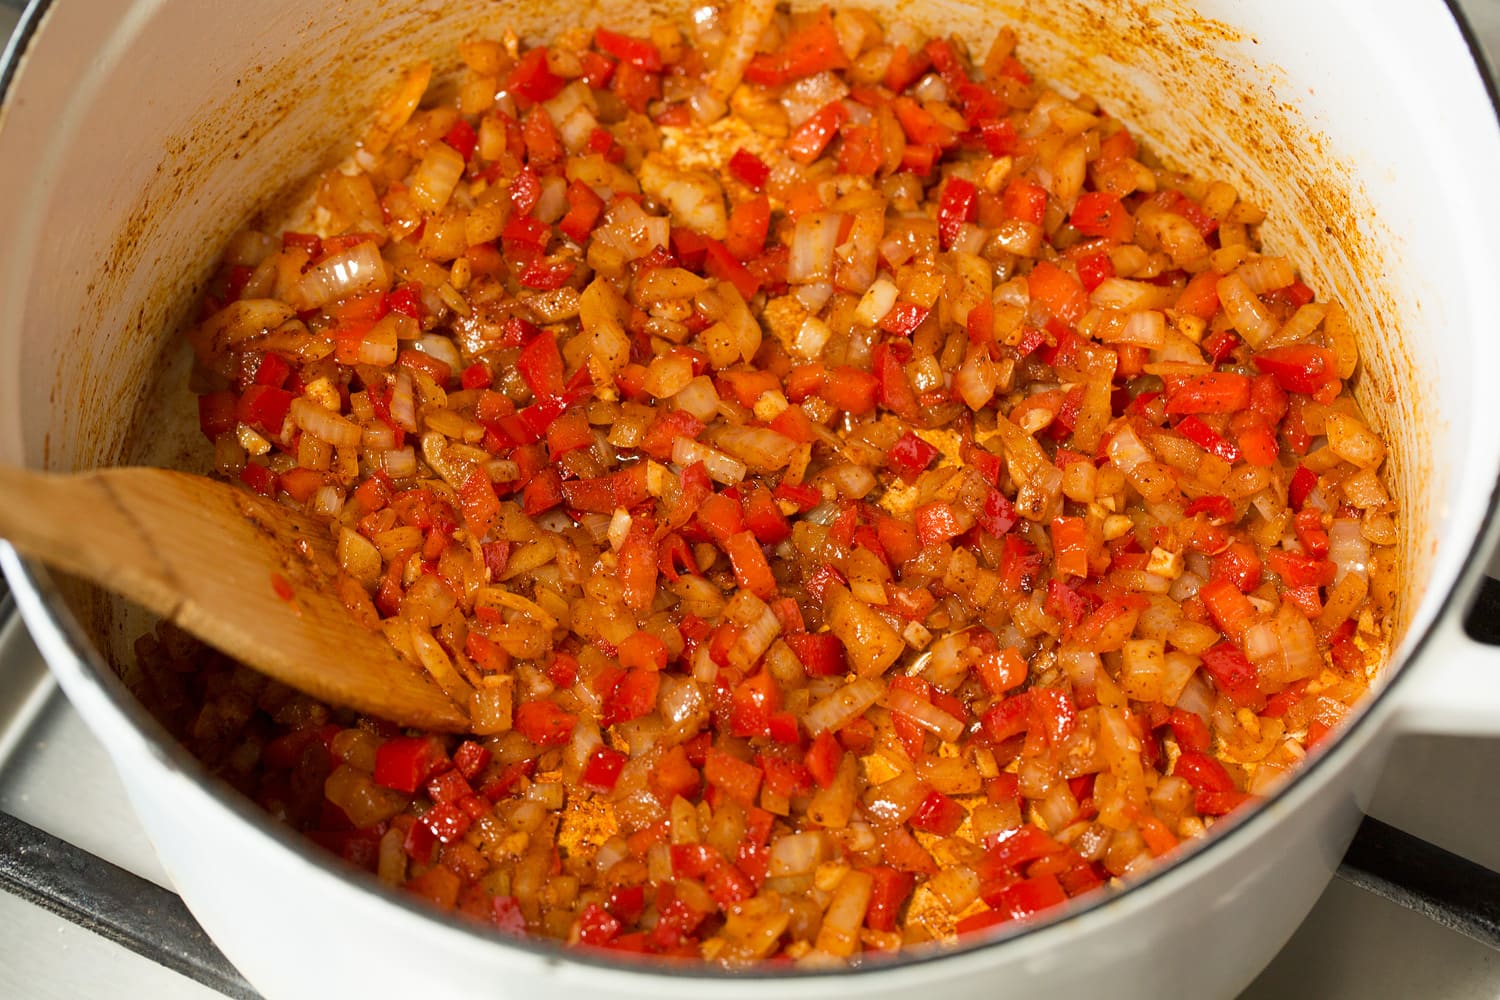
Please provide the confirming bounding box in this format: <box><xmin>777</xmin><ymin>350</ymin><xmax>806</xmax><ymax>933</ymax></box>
<box><xmin>4</xmin><ymin>2</ymin><xmax>1500</xmax><ymax>997</ymax></box>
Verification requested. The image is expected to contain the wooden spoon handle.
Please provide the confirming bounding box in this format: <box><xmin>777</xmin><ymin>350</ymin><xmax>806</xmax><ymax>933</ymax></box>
<box><xmin>0</xmin><ymin>464</ymin><xmax>191</xmax><ymax>615</ymax></box>
<box><xmin>0</xmin><ymin>465</ymin><xmax>470</xmax><ymax>731</ymax></box>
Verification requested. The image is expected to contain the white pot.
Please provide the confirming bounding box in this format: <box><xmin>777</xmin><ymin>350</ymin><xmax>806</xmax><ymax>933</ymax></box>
<box><xmin>3</xmin><ymin>1</ymin><xmax>1500</xmax><ymax>997</ymax></box>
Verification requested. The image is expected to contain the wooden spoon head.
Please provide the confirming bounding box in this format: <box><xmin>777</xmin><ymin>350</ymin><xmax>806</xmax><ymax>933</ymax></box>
<box><xmin>23</xmin><ymin>467</ymin><xmax>471</xmax><ymax>731</ymax></box>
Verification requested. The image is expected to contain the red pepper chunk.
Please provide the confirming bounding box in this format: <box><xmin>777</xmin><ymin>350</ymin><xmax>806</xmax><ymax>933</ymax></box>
<box><xmin>704</xmin><ymin>748</ymin><xmax>763</xmax><ymax>805</ymax></box>
<box><xmin>1049</xmin><ymin>516</ymin><xmax>1090</xmax><ymax>579</ymax></box>
<box><xmin>1069</xmin><ymin>191</ymin><xmax>1134</xmax><ymax>243</ymax></box>
<box><xmin>784</xmin><ymin>632</ymin><xmax>848</xmax><ymax>677</ymax></box>
<box><xmin>559</xmin><ymin>180</ymin><xmax>605</xmax><ymax>244</ymax></box>
<box><xmin>728</xmin><ymin>149</ymin><xmax>771</xmax><ymax>191</ymax></box>
<box><xmin>1174</xmin><ymin>750</ymin><xmax>1238</xmax><ymax>793</ymax></box>
<box><xmin>1175</xmin><ymin>415</ymin><xmax>1241</xmax><ymax>463</ymax></box>
<box><xmin>1168</xmin><ymin>708</ymin><xmax>1212</xmax><ymax>754</ymax></box>
<box><xmin>581</xmin><ymin>747</ymin><xmax>629</xmax><ymax>792</ymax></box>
<box><xmin>1164</xmin><ymin>373</ymin><xmax>1251</xmax><ymax>415</ymax></box>
<box><xmin>593</xmin><ymin>27</ymin><xmax>663</xmax><ymax>71</ymax></box>
<box><xmin>1027</xmin><ymin>260</ymin><xmax>1088</xmax><ymax>326</ymax></box>
<box><xmin>914</xmin><ymin>502</ymin><xmax>964</xmax><ymax>548</ymax></box>
<box><xmin>786</xmin><ymin>101</ymin><xmax>848</xmax><ymax>164</ymax></box>
<box><xmin>742</xmin><ymin>10</ymin><xmax>849</xmax><ymax>86</ymax></box>
<box><xmin>910</xmin><ymin>789</ymin><xmax>966</xmax><ymax>836</ymax></box>
<box><xmin>723</xmin><ymin>530</ymin><xmax>777</xmax><ymax>599</ymax></box>
<box><xmin>1255</xmin><ymin>344</ymin><xmax>1339</xmax><ymax>395</ymax></box>
<box><xmin>990</xmin><ymin>873</ymin><xmax>1068</xmax><ymax>922</ymax></box>
<box><xmin>887</xmin><ymin>430</ymin><xmax>940</xmax><ymax>480</ymax></box>
<box><xmin>373</xmin><ymin>736</ymin><xmax>450</xmax><ymax>794</ymax></box>
<box><xmin>197</xmin><ymin>390</ymin><xmax>237</xmax><ymax>439</ymax></box>
<box><xmin>515</xmin><ymin>701</ymin><xmax>577</xmax><ymax>746</ymax></box>
<box><xmin>1199</xmin><ymin>641</ymin><xmax>1264</xmax><ymax>708</ymax></box>
<box><xmin>938</xmin><ymin>178</ymin><xmax>978</xmax><ymax>249</ymax></box>
<box><xmin>507</xmin><ymin>48</ymin><xmax>566</xmax><ymax>103</ymax></box>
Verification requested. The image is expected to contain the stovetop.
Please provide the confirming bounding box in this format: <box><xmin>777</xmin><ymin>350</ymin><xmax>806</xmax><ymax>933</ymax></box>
<box><xmin>4</xmin><ymin>1</ymin><xmax>1500</xmax><ymax>997</ymax></box>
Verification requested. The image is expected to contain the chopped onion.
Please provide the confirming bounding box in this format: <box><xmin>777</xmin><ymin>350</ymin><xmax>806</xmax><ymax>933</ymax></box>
<box><xmin>781</xmin><ymin>71</ymin><xmax>849</xmax><ymax>127</ymax></box>
<box><xmin>1328</xmin><ymin>518</ymin><xmax>1370</xmax><ymax>585</ymax></box>
<box><xmin>291</xmin><ymin>397</ymin><xmax>362</xmax><ymax>448</ymax></box>
<box><xmin>1215</xmin><ymin>273</ymin><xmax>1277</xmax><ymax>347</ymax></box>
<box><xmin>854</xmin><ymin>277</ymin><xmax>899</xmax><ymax>327</ymax></box>
<box><xmin>792</xmin><ymin>316</ymin><xmax>833</xmax><ymax>358</ymax></box>
<box><xmin>673</xmin><ymin>374</ymin><xmax>721</xmax><ymax>421</ymax></box>
<box><xmin>795</xmin><ymin>281</ymin><xmax>835</xmax><ymax>314</ymax></box>
<box><xmin>714</xmin><ymin>425</ymin><xmax>799</xmax><ymax>471</ymax></box>
<box><xmin>1325</xmin><ymin>412</ymin><xmax>1386</xmax><ymax>469</ymax></box>
<box><xmin>1106</xmin><ymin>424</ymin><xmax>1153</xmax><ymax>473</ymax></box>
<box><xmin>803</xmin><ymin>677</ymin><xmax>884</xmax><ymax>734</ymax></box>
<box><xmin>379</xmin><ymin>446</ymin><xmax>418</xmax><ymax>478</ymax></box>
<box><xmin>410</xmin><ymin>141</ymin><xmax>467</xmax><ymax>213</ymax></box>
<box><xmin>297</xmin><ymin>242</ymin><xmax>388</xmax><ymax>309</ymax></box>
<box><xmin>954</xmin><ymin>350</ymin><xmax>997</xmax><ymax>410</ymax></box>
<box><xmin>672</xmin><ymin>436</ymin><xmax>747</xmax><ymax>485</ymax></box>
<box><xmin>768</xmin><ymin>831</ymin><xmax>831</xmax><ymax>877</ymax></box>
<box><xmin>414</xmin><ymin>333</ymin><xmax>463</xmax><ymax>374</ymax></box>
<box><xmin>788</xmin><ymin>213</ymin><xmax>843</xmax><ymax>284</ymax></box>
<box><xmin>885</xmin><ymin>687</ymin><xmax>965</xmax><ymax>742</ymax></box>
<box><xmin>390</xmin><ymin>370</ymin><xmax>417</xmax><ymax>431</ymax></box>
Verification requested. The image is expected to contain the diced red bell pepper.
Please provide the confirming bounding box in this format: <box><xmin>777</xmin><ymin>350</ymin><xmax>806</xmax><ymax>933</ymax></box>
<box><xmin>741</xmin><ymin>485</ymin><xmax>791</xmax><ymax>544</ymax></box>
<box><xmin>507</xmin><ymin>47</ymin><xmax>566</xmax><ymax>103</ymax></box>
<box><xmin>198</xmin><ymin>390</ymin><xmax>238</xmax><ymax>439</ymax></box>
<box><xmin>728</xmin><ymin>148</ymin><xmax>771</xmax><ymax>191</ymax></box>
<box><xmin>581</xmin><ymin>746</ymin><xmax>629</xmax><ymax>792</ymax></box>
<box><xmin>724</xmin><ymin>195</ymin><xmax>771</xmax><ymax>260</ymax></box>
<box><xmin>742</xmin><ymin>10</ymin><xmax>849</xmax><ymax>86</ymax></box>
<box><xmin>1255</xmin><ymin>344</ymin><xmax>1339</xmax><ymax>395</ymax></box>
<box><xmin>1168</xmin><ymin>707</ymin><xmax>1212</xmax><ymax>754</ymax></box>
<box><xmin>1174</xmin><ymin>750</ymin><xmax>1238</xmax><ymax>794</ymax></box>
<box><xmin>236</xmin><ymin>384</ymin><xmax>293</xmax><ymax>437</ymax></box>
<box><xmin>1288</xmin><ymin>464</ymin><xmax>1318</xmax><ymax>510</ymax></box>
<box><xmin>785</xmin><ymin>632</ymin><xmax>848</xmax><ymax>678</ymax></box>
<box><xmin>1027</xmin><ymin>260</ymin><xmax>1088</xmax><ymax>326</ymax></box>
<box><xmin>786</xmin><ymin>101</ymin><xmax>848</xmax><ymax>164</ymax></box>
<box><xmin>704</xmin><ymin>747</ymin><xmax>764</xmax><ymax>805</ymax></box>
<box><xmin>891</xmin><ymin>97</ymin><xmax>957</xmax><ymax>149</ymax></box>
<box><xmin>1165</xmin><ymin>373</ymin><xmax>1251</xmax><ymax>414</ymax></box>
<box><xmin>914</xmin><ymin>502</ymin><xmax>964</xmax><ymax>548</ymax></box>
<box><xmin>938</xmin><ymin>177</ymin><xmax>978</xmax><ymax>250</ymax></box>
<box><xmin>729</xmin><ymin>668</ymin><xmax>783</xmax><ymax>739</ymax></box>
<box><xmin>804</xmin><ymin>730</ymin><xmax>843</xmax><ymax>788</ymax></box>
<box><xmin>990</xmin><ymin>873</ymin><xmax>1068</xmax><ymax>921</ymax></box>
<box><xmin>982</xmin><ymin>692</ymin><xmax>1032</xmax><ymax>743</ymax></box>
<box><xmin>374</xmin><ymin>736</ymin><xmax>450</xmax><ymax>794</ymax></box>
<box><xmin>514</xmin><ymin>701</ymin><xmax>577</xmax><ymax>746</ymax></box>
<box><xmin>1001</xmin><ymin>178</ymin><xmax>1048</xmax><ymax>226</ymax></box>
<box><xmin>594</xmin><ymin>27</ymin><xmax>663</xmax><ymax>71</ymax></box>
<box><xmin>559</xmin><ymin>180</ymin><xmax>606</xmax><ymax>244</ymax></box>
<box><xmin>1069</xmin><ymin>191</ymin><xmax>1133</xmax><ymax>242</ymax></box>
<box><xmin>603</xmin><ymin>668</ymin><xmax>660</xmax><ymax>727</ymax></box>
<box><xmin>1176</xmin><ymin>415</ymin><xmax>1241</xmax><ymax>464</ymax></box>
<box><xmin>1198</xmin><ymin>578</ymin><xmax>1259</xmax><ymax>642</ymax></box>
<box><xmin>887</xmin><ymin>430</ymin><xmax>939</xmax><ymax>480</ymax></box>
<box><xmin>1200</xmin><ymin>641</ymin><xmax>1263</xmax><ymax>708</ymax></box>
<box><xmin>910</xmin><ymin>789</ymin><xmax>966</xmax><ymax>836</ymax></box>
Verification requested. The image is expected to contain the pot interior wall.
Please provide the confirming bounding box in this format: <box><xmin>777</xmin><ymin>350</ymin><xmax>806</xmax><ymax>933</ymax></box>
<box><xmin>2</xmin><ymin>0</ymin><xmax>1487</xmax><ymax>717</ymax></box>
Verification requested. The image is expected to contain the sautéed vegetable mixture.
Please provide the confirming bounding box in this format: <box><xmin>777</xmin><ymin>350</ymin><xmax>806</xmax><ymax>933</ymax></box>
<box><xmin>140</xmin><ymin>0</ymin><xmax>1399</xmax><ymax>965</ymax></box>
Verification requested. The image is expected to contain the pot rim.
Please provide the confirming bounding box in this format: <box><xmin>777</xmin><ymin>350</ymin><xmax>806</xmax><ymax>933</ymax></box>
<box><xmin>2</xmin><ymin>0</ymin><xmax>1498</xmax><ymax>983</ymax></box>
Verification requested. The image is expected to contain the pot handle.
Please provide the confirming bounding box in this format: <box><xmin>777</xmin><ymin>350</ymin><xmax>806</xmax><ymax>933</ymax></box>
<box><xmin>1391</xmin><ymin>574</ymin><xmax>1500</xmax><ymax>737</ymax></box>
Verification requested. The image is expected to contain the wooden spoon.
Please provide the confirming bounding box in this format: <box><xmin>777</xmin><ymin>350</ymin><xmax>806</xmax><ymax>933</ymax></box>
<box><xmin>0</xmin><ymin>464</ymin><xmax>471</xmax><ymax>731</ymax></box>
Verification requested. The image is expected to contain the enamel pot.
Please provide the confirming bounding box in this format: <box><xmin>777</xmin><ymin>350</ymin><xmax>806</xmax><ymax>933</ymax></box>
<box><xmin>2</xmin><ymin>1</ymin><xmax>1500</xmax><ymax>997</ymax></box>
